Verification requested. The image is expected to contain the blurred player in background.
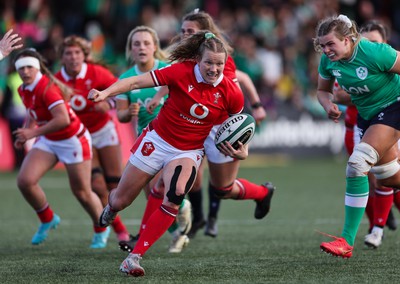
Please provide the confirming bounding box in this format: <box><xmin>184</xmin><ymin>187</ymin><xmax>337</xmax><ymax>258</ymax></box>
<box><xmin>13</xmin><ymin>48</ymin><xmax>105</xmax><ymax>247</ymax></box>
<box><xmin>55</xmin><ymin>35</ymin><xmax>130</xmax><ymax>247</ymax></box>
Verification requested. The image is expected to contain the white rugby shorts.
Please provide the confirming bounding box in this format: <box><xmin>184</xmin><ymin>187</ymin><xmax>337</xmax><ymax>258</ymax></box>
<box><xmin>33</xmin><ymin>126</ymin><xmax>92</xmax><ymax>164</ymax></box>
<box><xmin>129</xmin><ymin>127</ymin><xmax>204</xmax><ymax>175</ymax></box>
<box><xmin>204</xmin><ymin>124</ymin><xmax>234</xmax><ymax>164</ymax></box>
<box><xmin>90</xmin><ymin>119</ymin><xmax>120</xmax><ymax>149</ymax></box>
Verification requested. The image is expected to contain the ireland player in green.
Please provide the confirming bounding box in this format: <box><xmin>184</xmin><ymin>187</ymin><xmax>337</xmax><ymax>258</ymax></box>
<box><xmin>315</xmin><ymin>14</ymin><xmax>400</xmax><ymax>258</ymax></box>
<box><xmin>115</xmin><ymin>26</ymin><xmax>192</xmax><ymax>254</ymax></box>
<box><xmin>116</xmin><ymin>27</ymin><xmax>169</xmax><ymax>135</ymax></box>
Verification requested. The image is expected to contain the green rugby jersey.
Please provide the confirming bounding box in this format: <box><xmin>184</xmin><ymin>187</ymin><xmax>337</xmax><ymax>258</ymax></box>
<box><xmin>318</xmin><ymin>38</ymin><xmax>400</xmax><ymax>120</ymax></box>
<box><xmin>117</xmin><ymin>60</ymin><xmax>169</xmax><ymax>134</ymax></box>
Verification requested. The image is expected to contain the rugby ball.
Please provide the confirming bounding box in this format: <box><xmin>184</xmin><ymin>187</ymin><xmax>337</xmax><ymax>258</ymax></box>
<box><xmin>214</xmin><ymin>113</ymin><xmax>256</xmax><ymax>150</ymax></box>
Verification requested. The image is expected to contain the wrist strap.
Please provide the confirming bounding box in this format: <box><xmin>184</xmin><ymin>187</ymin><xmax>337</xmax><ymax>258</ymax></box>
<box><xmin>251</xmin><ymin>102</ymin><xmax>262</xmax><ymax>109</ymax></box>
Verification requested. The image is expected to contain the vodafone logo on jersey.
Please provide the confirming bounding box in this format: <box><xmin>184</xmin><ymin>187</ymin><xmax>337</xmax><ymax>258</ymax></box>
<box><xmin>70</xmin><ymin>95</ymin><xmax>87</xmax><ymax>111</ymax></box>
<box><xmin>141</xmin><ymin>142</ymin><xmax>155</xmax><ymax>156</ymax></box>
<box><xmin>190</xmin><ymin>103</ymin><xmax>209</xmax><ymax>119</ymax></box>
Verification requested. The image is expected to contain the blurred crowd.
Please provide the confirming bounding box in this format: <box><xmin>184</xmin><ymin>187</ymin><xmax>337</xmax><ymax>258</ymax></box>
<box><xmin>1</xmin><ymin>0</ymin><xmax>400</xmax><ymax>123</ymax></box>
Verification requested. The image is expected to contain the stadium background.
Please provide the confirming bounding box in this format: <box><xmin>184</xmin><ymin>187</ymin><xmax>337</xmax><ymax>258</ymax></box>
<box><xmin>1</xmin><ymin>0</ymin><xmax>400</xmax><ymax>170</ymax></box>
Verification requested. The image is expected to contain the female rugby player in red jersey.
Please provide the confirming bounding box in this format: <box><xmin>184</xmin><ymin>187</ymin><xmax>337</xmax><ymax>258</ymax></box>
<box><xmin>88</xmin><ymin>31</ymin><xmax>270</xmax><ymax>277</ymax></box>
<box><xmin>13</xmin><ymin>48</ymin><xmax>105</xmax><ymax>247</ymax></box>
<box><xmin>55</xmin><ymin>36</ymin><xmax>130</xmax><ymax>246</ymax></box>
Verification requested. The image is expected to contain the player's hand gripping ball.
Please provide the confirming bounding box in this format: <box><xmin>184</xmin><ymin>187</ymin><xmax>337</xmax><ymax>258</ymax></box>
<box><xmin>214</xmin><ymin>113</ymin><xmax>256</xmax><ymax>150</ymax></box>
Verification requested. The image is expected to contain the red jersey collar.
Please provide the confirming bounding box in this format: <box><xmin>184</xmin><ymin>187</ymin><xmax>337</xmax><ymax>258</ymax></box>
<box><xmin>61</xmin><ymin>62</ymin><xmax>88</xmax><ymax>81</ymax></box>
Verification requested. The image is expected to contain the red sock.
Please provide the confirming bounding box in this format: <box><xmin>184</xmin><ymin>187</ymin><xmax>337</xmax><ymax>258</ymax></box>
<box><xmin>111</xmin><ymin>215</ymin><xmax>128</xmax><ymax>234</ymax></box>
<box><xmin>235</xmin><ymin>178</ymin><xmax>268</xmax><ymax>201</ymax></box>
<box><xmin>374</xmin><ymin>187</ymin><xmax>394</xmax><ymax>227</ymax></box>
<box><xmin>36</xmin><ymin>203</ymin><xmax>54</xmax><ymax>223</ymax></box>
<box><xmin>133</xmin><ymin>205</ymin><xmax>178</xmax><ymax>256</ymax></box>
<box><xmin>393</xmin><ymin>190</ymin><xmax>400</xmax><ymax>211</ymax></box>
<box><xmin>138</xmin><ymin>189</ymin><xmax>163</xmax><ymax>235</ymax></box>
<box><xmin>365</xmin><ymin>195</ymin><xmax>375</xmax><ymax>230</ymax></box>
<box><xmin>94</xmin><ymin>225</ymin><xmax>108</xmax><ymax>233</ymax></box>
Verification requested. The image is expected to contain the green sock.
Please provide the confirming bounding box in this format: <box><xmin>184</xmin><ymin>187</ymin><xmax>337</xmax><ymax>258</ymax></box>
<box><xmin>342</xmin><ymin>176</ymin><xmax>369</xmax><ymax>246</ymax></box>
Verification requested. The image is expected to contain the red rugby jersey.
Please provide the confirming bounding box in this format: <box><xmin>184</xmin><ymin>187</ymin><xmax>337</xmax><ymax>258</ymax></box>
<box><xmin>55</xmin><ymin>63</ymin><xmax>117</xmax><ymax>133</ymax></box>
<box><xmin>18</xmin><ymin>75</ymin><xmax>81</xmax><ymax>140</ymax></box>
<box><xmin>150</xmin><ymin>61</ymin><xmax>244</xmax><ymax>150</ymax></box>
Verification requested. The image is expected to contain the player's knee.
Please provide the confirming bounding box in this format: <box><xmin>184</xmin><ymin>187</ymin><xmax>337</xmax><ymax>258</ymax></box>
<box><xmin>91</xmin><ymin>167</ymin><xmax>103</xmax><ymax>179</ymax></box>
<box><xmin>166</xmin><ymin>165</ymin><xmax>196</xmax><ymax>205</ymax></box>
<box><xmin>371</xmin><ymin>158</ymin><xmax>400</xmax><ymax>180</ymax></box>
<box><xmin>210</xmin><ymin>182</ymin><xmax>234</xmax><ymax>199</ymax></box>
<box><xmin>346</xmin><ymin>142</ymin><xmax>379</xmax><ymax>177</ymax></box>
<box><xmin>17</xmin><ymin>174</ymin><xmax>35</xmax><ymax>190</ymax></box>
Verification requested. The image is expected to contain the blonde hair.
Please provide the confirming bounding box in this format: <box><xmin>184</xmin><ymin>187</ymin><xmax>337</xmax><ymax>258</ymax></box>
<box><xmin>125</xmin><ymin>26</ymin><xmax>168</xmax><ymax>65</ymax></box>
<box><xmin>15</xmin><ymin>48</ymin><xmax>73</xmax><ymax>100</ymax></box>
<box><xmin>313</xmin><ymin>14</ymin><xmax>360</xmax><ymax>52</ymax></box>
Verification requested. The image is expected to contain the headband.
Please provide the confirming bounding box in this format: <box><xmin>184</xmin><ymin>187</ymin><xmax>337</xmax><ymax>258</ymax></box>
<box><xmin>15</xmin><ymin>56</ymin><xmax>40</xmax><ymax>70</ymax></box>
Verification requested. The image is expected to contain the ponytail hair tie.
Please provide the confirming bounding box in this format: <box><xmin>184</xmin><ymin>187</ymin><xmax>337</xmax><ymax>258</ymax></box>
<box><xmin>205</xmin><ymin>32</ymin><xmax>215</xmax><ymax>39</ymax></box>
<box><xmin>337</xmin><ymin>14</ymin><xmax>352</xmax><ymax>28</ymax></box>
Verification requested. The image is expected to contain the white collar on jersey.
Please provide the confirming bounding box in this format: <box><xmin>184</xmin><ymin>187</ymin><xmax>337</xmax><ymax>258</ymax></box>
<box><xmin>61</xmin><ymin>62</ymin><xmax>88</xmax><ymax>81</ymax></box>
<box><xmin>194</xmin><ymin>64</ymin><xmax>224</xmax><ymax>87</ymax></box>
<box><xmin>23</xmin><ymin>72</ymin><xmax>43</xmax><ymax>91</ymax></box>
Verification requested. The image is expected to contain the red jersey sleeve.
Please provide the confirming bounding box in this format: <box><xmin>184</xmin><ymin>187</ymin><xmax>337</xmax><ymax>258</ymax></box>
<box><xmin>92</xmin><ymin>64</ymin><xmax>118</xmax><ymax>89</ymax></box>
<box><xmin>224</xmin><ymin>56</ymin><xmax>238</xmax><ymax>83</ymax></box>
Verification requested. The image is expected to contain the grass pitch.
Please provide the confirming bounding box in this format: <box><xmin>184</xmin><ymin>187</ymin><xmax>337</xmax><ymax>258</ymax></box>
<box><xmin>1</xmin><ymin>155</ymin><xmax>399</xmax><ymax>283</ymax></box>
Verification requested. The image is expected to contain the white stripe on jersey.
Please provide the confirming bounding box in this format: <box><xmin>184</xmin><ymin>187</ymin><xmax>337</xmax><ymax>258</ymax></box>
<box><xmin>150</xmin><ymin>71</ymin><xmax>160</xmax><ymax>86</ymax></box>
<box><xmin>48</xmin><ymin>100</ymin><xmax>64</xmax><ymax>110</ymax></box>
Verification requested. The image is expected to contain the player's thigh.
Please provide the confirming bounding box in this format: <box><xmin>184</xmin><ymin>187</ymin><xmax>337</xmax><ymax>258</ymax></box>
<box><xmin>65</xmin><ymin>160</ymin><xmax>92</xmax><ymax>192</ymax></box>
<box><xmin>208</xmin><ymin>160</ymin><xmax>240</xmax><ymax>187</ymax></box>
<box><xmin>114</xmin><ymin>162</ymin><xmax>154</xmax><ymax>202</ymax></box>
<box><xmin>18</xmin><ymin>148</ymin><xmax>58</xmax><ymax>186</ymax></box>
<box><xmin>96</xmin><ymin>144</ymin><xmax>123</xmax><ymax>176</ymax></box>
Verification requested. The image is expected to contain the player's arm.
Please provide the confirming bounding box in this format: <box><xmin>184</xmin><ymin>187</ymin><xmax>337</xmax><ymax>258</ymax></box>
<box><xmin>147</xmin><ymin>85</ymin><xmax>169</xmax><ymax>114</ymax></box>
<box><xmin>317</xmin><ymin>76</ymin><xmax>342</xmax><ymax>123</ymax></box>
<box><xmin>332</xmin><ymin>85</ymin><xmax>352</xmax><ymax>105</ymax></box>
<box><xmin>389</xmin><ymin>51</ymin><xmax>400</xmax><ymax>74</ymax></box>
<box><xmin>89</xmin><ymin>73</ymin><xmax>155</xmax><ymax>102</ymax></box>
<box><xmin>236</xmin><ymin>70</ymin><xmax>266</xmax><ymax>124</ymax></box>
<box><xmin>116</xmin><ymin>98</ymin><xmax>139</xmax><ymax>122</ymax></box>
<box><xmin>13</xmin><ymin>103</ymin><xmax>70</xmax><ymax>142</ymax></box>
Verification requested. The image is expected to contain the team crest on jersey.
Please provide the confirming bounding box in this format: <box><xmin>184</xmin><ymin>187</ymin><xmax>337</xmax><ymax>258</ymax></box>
<box><xmin>141</xmin><ymin>142</ymin><xmax>155</xmax><ymax>156</ymax></box>
<box><xmin>356</xmin><ymin>67</ymin><xmax>368</xmax><ymax>80</ymax></box>
<box><xmin>213</xmin><ymin>92</ymin><xmax>221</xmax><ymax>104</ymax></box>
<box><xmin>85</xmin><ymin>79</ymin><xmax>92</xmax><ymax>90</ymax></box>
<box><xmin>332</xmin><ymin>70</ymin><xmax>341</xmax><ymax>78</ymax></box>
